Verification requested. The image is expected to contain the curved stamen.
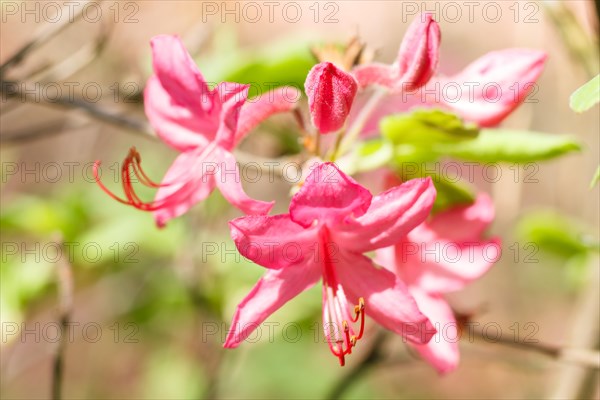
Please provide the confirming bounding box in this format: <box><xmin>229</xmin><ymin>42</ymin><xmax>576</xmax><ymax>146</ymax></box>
<box><xmin>94</xmin><ymin>147</ymin><xmax>175</xmax><ymax>211</ymax></box>
<box><xmin>353</xmin><ymin>298</ymin><xmax>365</xmax><ymax>340</ymax></box>
<box><xmin>323</xmin><ymin>292</ymin><xmax>366</xmax><ymax>366</ymax></box>
<box><xmin>130</xmin><ymin>149</ymin><xmax>163</xmax><ymax>188</ymax></box>
<box><xmin>93</xmin><ymin>161</ymin><xmax>130</xmax><ymax>204</ymax></box>
<box><xmin>320</xmin><ymin>229</ymin><xmax>368</xmax><ymax>366</ymax></box>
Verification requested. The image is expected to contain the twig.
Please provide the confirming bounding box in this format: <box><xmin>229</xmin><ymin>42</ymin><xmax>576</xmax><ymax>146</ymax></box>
<box><xmin>0</xmin><ymin>0</ymin><xmax>96</xmax><ymax>76</ymax></box>
<box><xmin>327</xmin><ymin>330</ymin><xmax>388</xmax><ymax>400</ymax></box>
<box><xmin>52</xmin><ymin>236</ymin><xmax>74</xmax><ymax>400</ymax></box>
<box><xmin>549</xmin><ymin>257</ymin><xmax>600</xmax><ymax>398</ymax></box>
<box><xmin>33</xmin><ymin>24</ymin><xmax>112</xmax><ymax>83</ymax></box>
<box><xmin>328</xmin><ymin>320</ymin><xmax>599</xmax><ymax>400</ymax></box>
<box><xmin>471</xmin><ymin>327</ymin><xmax>600</xmax><ymax>370</ymax></box>
<box><xmin>542</xmin><ymin>2</ymin><xmax>599</xmax><ymax>78</ymax></box>
<box><xmin>0</xmin><ymin>119</ymin><xmax>90</xmax><ymax>144</ymax></box>
<box><xmin>0</xmin><ymin>80</ymin><xmax>153</xmax><ymax>137</ymax></box>
<box><xmin>336</xmin><ymin>87</ymin><xmax>387</xmax><ymax>158</ymax></box>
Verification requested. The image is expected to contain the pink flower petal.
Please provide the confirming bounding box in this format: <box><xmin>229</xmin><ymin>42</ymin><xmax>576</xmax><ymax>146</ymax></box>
<box><xmin>338</xmin><ymin>252</ymin><xmax>436</xmax><ymax>345</ymax></box>
<box><xmin>390</xmin><ymin>237</ymin><xmax>501</xmax><ymax>294</ymax></box>
<box><xmin>215</xmin><ymin>149</ymin><xmax>274</xmax><ymax>215</ymax></box>
<box><xmin>395</xmin><ymin>13</ymin><xmax>441</xmax><ymax>91</ymax></box>
<box><xmin>145</xmin><ymin>35</ymin><xmax>221</xmax><ymax>151</ymax></box>
<box><xmin>235</xmin><ymin>86</ymin><xmax>302</xmax><ymax>145</ymax></box>
<box><xmin>305</xmin><ymin>62</ymin><xmax>358</xmax><ymax>134</ymax></box>
<box><xmin>213</xmin><ymin>83</ymin><xmax>249</xmax><ymax>149</ymax></box>
<box><xmin>409</xmin><ymin>288</ymin><xmax>460</xmax><ymax>374</ymax></box>
<box><xmin>353</xmin><ymin>13</ymin><xmax>440</xmax><ymax>92</ymax></box>
<box><xmin>349</xmin><ymin>90</ymin><xmax>423</xmax><ymax>138</ymax></box>
<box><xmin>437</xmin><ymin>49</ymin><xmax>547</xmax><ymax>126</ymax></box>
<box><xmin>224</xmin><ymin>265</ymin><xmax>321</xmax><ymax>348</ymax></box>
<box><xmin>378</xmin><ymin>194</ymin><xmax>501</xmax><ymax>293</ymax></box>
<box><xmin>144</xmin><ymin>76</ymin><xmax>214</xmax><ymax>151</ymax></box>
<box><xmin>425</xmin><ymin>193</ymin><xmax>495</xmax><ymax>242</ymax></box>
<box><xmin>290</xmin><ymin>162</ymin><xmax>372</xmax><ymax>228</ymax></box>
<box><xmin>153</xmin><ymin>147</ymin><xmax>217</xmax><ymax>227</ymax></box>
<box><xmin>352</xmin><ymin>63</ymin><xmax>396</xmax><ymax>89</ymax></box>
<box><xmin>150</xmin><ymin>35</ymin><xmax>213</xmax><ymax>111</ymax></box>
<box><xmin>229</xmin><ymin>214</ymin><xmax>318</xmax><ymax>270</ymax></box>
<box><xmin>334</xmin><ymin>177</ymin><xmax>436</xmax><ymax>253</ymax></box>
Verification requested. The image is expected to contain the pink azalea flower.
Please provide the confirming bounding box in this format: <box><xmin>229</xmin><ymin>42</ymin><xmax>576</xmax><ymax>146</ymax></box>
<box><xmin>353</xmin><ymin>13</ymin><xmax>441</xmax><ymax>92</ymax></box>
<box><xmin>95</xmin><ymin>35</ymin><xmax>301</xmax><ymax>227</ymax></box>
<box><xmin>433</xmin><ymin>49</ymin><xmax>547</xmax><ymax>126</ymax></box>
<box><xmin>225</xmin><ymin>162</ymin><xmax>438</xmax><ymax>365</ymax></box>
<box><xmin>358</xmin><ymin>48</ymin><xmax>547</xmax><ymax>135</ymax></box>
<box><xmin>305</xmin><ymin>62</ymin><xmax>358</xmax><ymax>134</ymax></box>
<box><xmin>376</xmin><ymin>193</ymin><xmax>501</xmax><ymax>373</ymax></box>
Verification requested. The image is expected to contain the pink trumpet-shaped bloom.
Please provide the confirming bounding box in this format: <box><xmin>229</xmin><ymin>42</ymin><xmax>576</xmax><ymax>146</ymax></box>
<box><xmin>305</xmin><ymin>62</ymin><xmax>358</xmax><ymax>134</ymax></box>
<box><xmin>434</xmin><ymin>49</ymin><xmax>547</xmax><ymax>127</ymax></box>
<box><xmin>359</xmin><ymin>48</ymin><xmax>547</xmax><ymax>135</ymax></box>
<box><xmin>353</xmin><ymin>13</ymin><xmax>441</xmax><ymax>92</ymax></box>
<box><xmin>94</xmin><ymin>35</ymin><xmax>301</xmax><ymax>227</ymax></box>
<box><xmin>225</xmin><ymin>162</ymin><xmax>438</xmax><ymax>366</ymax></box>
<box><xmin>376</xmin><ymin>193</ymin><xmax>501</xmax><ymax>373</ymax></box>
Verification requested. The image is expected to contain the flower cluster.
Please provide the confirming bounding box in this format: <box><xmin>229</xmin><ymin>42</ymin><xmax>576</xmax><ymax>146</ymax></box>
<box><xmin>95</xmin><ymin>13</ymin><xmax>546</xmax><ymax>371</ymax></box>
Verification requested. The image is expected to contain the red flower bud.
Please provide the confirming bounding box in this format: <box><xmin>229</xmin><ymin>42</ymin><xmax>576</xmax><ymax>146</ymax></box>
<box><xmin>305</xmin><ymin>62</ymin><xmax>358</xmax><ymax>134</ymax></box>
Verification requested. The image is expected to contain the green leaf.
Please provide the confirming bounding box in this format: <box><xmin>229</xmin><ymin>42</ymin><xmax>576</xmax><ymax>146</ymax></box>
<box><xmin>338</xmin><ymin>139</ymin><xmax>394</xmax><ymax>174</ymax></box>
<box><xmin>198</xmin><ymin>36</ymin><xmax>314</xmax><ymax>98</ymax></box>
<box><xmin>431</xmin><ymin>176</ymin><xmax>476</xmax><ymax>212</ymax></box>
<box><xmin>436</xmin><ymin>129</ymin><xmax>581</xmax><ymax>163</ymax></box>
<box><xmin>397</xmin><ymin>163</ymin><xmax>475</xmax><ymax>212</ymax></box>
<box><xmin>381</xmin><ymin>109</ymin><xmax>479</xmax><ymax>146</ymax></box>
<box><xmin>516</xmin><ymin>211</ymin><xmax>598</xmax><ymax>260</ymax></box>
<box><xmin>392</xmin><ymin>144</ymin><xmax>440</xmax><ymax>164</ymax></box>
<box><xmin>591</xmin><ymin>165</ymin><xmax>600</xmax><ymax>189</ymax></box>
<box><xmin>569</xmin><ymin>74</ymin><xmax>600</xmax><ymax>113</ymax></box>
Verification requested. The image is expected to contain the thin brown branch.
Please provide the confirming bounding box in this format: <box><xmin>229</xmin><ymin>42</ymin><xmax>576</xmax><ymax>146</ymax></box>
<box><xmin>328</xmin><ymin>330</ymin><xmax>389</xmax><ymax>400</ymax></box>
<box><xmin>0</xmin><ymin>80</ymin><xmax>153</xmax><ymax>138</ymax></box>
<box><xmin>0</xmin><ymin>119</ymin><xmax>90</xmax><ymax>144</ymax></box>
<box><xmin>52</xmin><ymin>236</ymin><xmax>74</xmax><ymax>400</ymax></box>
<box><xmin>0</xmin><ymin>0</ymin><xmax>97</xmax><ymax>76</ymax></box>
<box><xmin>543</xmin><ymin>2</ymin><xmax>600</xmax><ymax>78</ymax></box>
<box><xmin>471</xmin><ymin>327</ymin><xmax>600</xmax><ymax>370</ymax></box>
<box><xmin>33</xmin><ymin>23</ymin><xmax>113</xmax><ymax>83</ymax></box>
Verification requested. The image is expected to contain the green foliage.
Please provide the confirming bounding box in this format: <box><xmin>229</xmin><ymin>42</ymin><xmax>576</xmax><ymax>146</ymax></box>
<box><xmin>339</xmin><ymin>139</ymin><xmax>395</xmax><ymax>174</ymax></box>
<box><xmin>516</xmin><ymin>211</ymin><xmax>599</xmax><ymax>288</ymax></box>
<box><xmin>569</xmin><ymin>74</ymin><xmax>600</xmax><ymax>113</ymax></box>
<box><xmin>437</xmin><ymin>129</ymin><xmax>581</xmax><ymax>163</ymax></box>
<box><xmin>381</xmin><ymin>109</ymin><xmax>479</xmax><ymax>146</ymax></box>
<box><xmin>394</xmin><ymin>160</ymin><xmax>476</xmax><ymax>213</ymax></box>
<box><xmin>141</xmin><ymin>348</ymin><xmax>206</xmax><ymax>399</ymax></box>
<box><xmin>198</xmin><ymin>30</ymin><xmax>314</xmax><ymax>98</ymax></box>
<box><xmin>0</xmin><ymin>194</ymin><xmax>90</xmax><ymax>241</ymax></box>
<box><xmin>429</xmin><ymin>175</ymin><xmax>476</xmax><ymax>212</ymax></box>
<box><xmin>377</xmin><ymin>109</ymin><xmax>581</xmax><ymax>212</ymax></box>
<box><xmin>517</xmin><ymin>212</ymin><xmax>597</xmax><ymax>258</ymax></box>
<box><xmin>381</xmin><ymin>110</ymin><xmax>580</xmax><ymax>165</ymax></box>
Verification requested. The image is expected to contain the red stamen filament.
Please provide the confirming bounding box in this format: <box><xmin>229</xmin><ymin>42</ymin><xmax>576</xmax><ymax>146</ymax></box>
<box><xmin>325</xmin><ymin>296</ymin><xmax>366</xmax><ymax>366</ymax></box>
<box><xmin>94</xmin><ymin>147</ymin><xmax>170</xmax><ymax>211</ymax></box>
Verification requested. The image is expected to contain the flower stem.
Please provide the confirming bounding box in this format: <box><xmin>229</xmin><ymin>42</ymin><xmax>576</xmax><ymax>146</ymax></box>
<box><xmin>329</xmin><ymin>129</ymin><xmax>346</xmax><ymax>162</ymax></box>
<box><xmin>336</xmin><ymin>87</ymin><xmax>387</xmax><ymax>158</ymax></box>
<box><xmin>327</xmin><ymin>330</ymin><xmax>388</xmax><ymax>400</ymax></box>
